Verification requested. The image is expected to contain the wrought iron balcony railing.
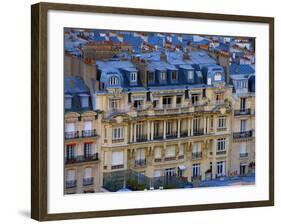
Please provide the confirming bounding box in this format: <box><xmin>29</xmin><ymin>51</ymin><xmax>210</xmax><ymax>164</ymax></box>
<box><xmin>193</xmin><ymin>128</ymin><xmax>204</xmax><ymax>136</ymax></box>
<box><xmin>82</xmin><ymin>129</ymin><xmax>97</xmax><ymax>138</ymax></box>
<box><xmin>233</xmin><ymin>130</ymin><xmax>253</xmax><ymax>139</ymax></box>
<box><xmin>65</xmin><ymin>131</ymin><xmax>79</xmax><ymax>139</ymax></box>
<box><xmin>134</xmin><ymin>159</ymin><xmax>146</xmax><ymax>168</ymax></box>
<box><xmin>111</xmin><ymin>164</ymin><xmax>124</xmax><ymax>170</ymax></box>
<box><xmin>65</xmin><ymin>153</ymin><xmax>99</xmax><ymax>164</ymax></box>
<box><xmin>65</xmin><ymin>180</ymin><xmax>77</xmax><ymax>188</ymax></box>
<box><xmin>164</xmin><ymin>156</ymin><xmax>176</xmax><ymax>161</ymax></box>
<box><xmin>234</xmin><ymin>108</ymin><xmax>251</xmax><ymax>116</ymax></box>
<box><xmin>83</xmin><ymin>177</ymin><xmax>94</xmax><ymax>186</ymax></box>
<box><xmin>136</xmin><ymin>135</ymin><xmax>147</xmax><ymax>142</ymax></box>
<box><xmin>216</xmin><ymin>150</ymin><xmax>227</xmax><ymax>155</ymax></box>
<box><xmin>240</xmin><ymin>153</ymin><xmax>249</xmax><ymax>158</ymax></box>
<box><xmin>192</xmin><ymin>152</ymin><xmax>202</xmax><ymax>160</ymax></box>
<box><xmin>166</xmin><ymin>132</ymin><xmax>178</xmax><ymax>139</ymax></box>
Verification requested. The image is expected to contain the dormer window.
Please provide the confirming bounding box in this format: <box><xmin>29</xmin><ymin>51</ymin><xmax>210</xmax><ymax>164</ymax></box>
<box><xmin>148</xmin><ymin>71</ymin><xmax>155</xmax><ymax>83</ymax></box>
<box><xmin>130</xmin><ymin>72</ymin><xmax>137</xmax><ymax>82</ymax></box>
<box><xmin>64</xmin><ymin>95</ymin><xmax>72</xmax><ymax>109</ymax></box>
<box><xmin>160</xmin><ymin>71</ymin><xmax>166</xmax><ymax>81</ymax></box>
<box><xmin>171</xmin><ymin>71</ymin><xmax>177</xmax><ymax>81</ymax></box>
<box><xmin>109</xmin><ymin>76</ymin><xmax>119</xmax><ymax>85</ymax></box>
<box><xmin>80</xmin><ymin>94</ymin><xmax>89</xmax><ymax>108</ymax></box>
<box><xmin>187</xmin><ymin>71</ymin><xmax>194</xmax><ymax>80</ymax></box>
<box><xmin>214</xmin><ymin>72</ymin><xmax>222</xmax><ymax>81</ymax></box>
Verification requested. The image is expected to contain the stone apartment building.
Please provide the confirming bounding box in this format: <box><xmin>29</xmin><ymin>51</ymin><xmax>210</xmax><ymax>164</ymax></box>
<box><xmin>63</xmin><ymin>50</ymin><xmax>255</xmax><ymax>194</ymax></box>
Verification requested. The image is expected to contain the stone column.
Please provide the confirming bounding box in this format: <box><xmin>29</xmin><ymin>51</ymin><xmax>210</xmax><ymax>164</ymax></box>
<box><xmin>187</xmin><ymin>118</ymin><xmax>190</xmax><ymax>136</ymax></box>
<box><xmin>163</xmin><ymin>120</ymin><xmax>166</xmax><ymax>139</ymax></box>
<box><xmin>190</xmin><ymin>118</ymin><xmax>193</xmax><ymax>136</ymax></box>
<box><xmin>130</xmin><ymin>123</ymin><xmax>133</xmax><ymax>143</ymax></box>
<box><xmin>151</xmin><ymin>121</ymin><xmax>154</xmax><ymax>140</ymax></box>
<box><xmin>177</xmin><ymin>119</ymin><xmax>181</xmax><ymax>138</ymax></box>
<box><xmin>206</xmin><ymin>116</ymin><xmax>209</xmax><ymax>134</ymax></box>
<box><xmin>212</xmin><ymin>139</ymin><xmax>216</xmax><ymax>179</ymax></box>
<box><xmin>203</xmin><ymin>116</ymin><xmax>206</xmax><ymax>134</ymax></box>
<box><xmin>147</xmin><ymin>120</ymin><xmax>150</xmax><ymax>141</ymax></box>
<box><xmin>133</xmin><ymin>123</ymin><xmax>136</xmax><ymax>142</ymax></box>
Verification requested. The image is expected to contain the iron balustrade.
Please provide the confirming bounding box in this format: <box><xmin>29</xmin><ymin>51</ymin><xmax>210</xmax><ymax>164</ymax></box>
<box><xmin>178</xmin><ymin>155</ymin><xmax>184</xmax><ymax>159</ymax></box>
<box><xmin>83</xmin><ymin>177</ymin><xmax>94</xmax><ymax>186</ymax></box>
<box><xmin>180</xmin><ymin>131</ymin><xmax>189</xmax><ymax>138</ymax></box>
<box><xmin>193</xmin><ymin>128</ymin><xmax>204</xmax><ymax>136</ymax></box>
<box><xmin>65</xmin><ymin>131</ymin><xmax>79</xmax><ymax>139</ymax></box>
<box><xmin>192</xmin><ymin>152</ymin><xmax>202</xmax><ymax>159</ymax></box>
<box><xmin>65</xmin><ymin>153</ymin><xmax>99</xmax><ymax>164</ymax></box>
<box><xmin>164</xmin><ymin>156</ymin><xmax>176</xmax><ymax>161</ymax></box>
<box><xmin>166</xmin><ymin>132</ymin><xmax>178</xmax><ymax>139</ymax></box>
<box><xmin>136</xmin><ymin>135</ymin><xmax>147</xmax><ymax>142</ymax></box>
<box><xmin>154</xmin><ymin>158</ymin><xmax>162</xmax><ymax>162</ymax></box>
<box><xmin>82</xmin><ymin>129</ymin><xmax>97</xmax><ymax>137</ymax></box>
<box><xmin>134</xmin><ymin>159</ymin><xmax>146</xmax><ymax>167</ymax></box>
<box><xmin>240</xmin><ymin>153</ymin><xmax>249</xmax><ymax>158</ymax></box>
<box><xmin>234</xmin><ymin>108</ymin><xmax>251</xmax><ymax>116</ymax></box>
<box><xmin>65</xmin><ymin>180</ymin><xmax>76</xmax><ymax>188</ymax></box>
<box><xmin>216</xmin><ymin>150</ymin><xmax>227</xmax><ymax>155</ymax></box>
<box><xmin>111</xmin><ymin>164</ymin><xmax>124</xmax><ymax>170</ymax></box>
<box><xmin>153</xmin><ymin>135</ymin><xmax>163</xmax><ymax>140</ymax></box>
<box><xmin>233</xmin><ymin>130</ymin><xmax>253</xmax><ymax>139</ymax></box>
<box><xmin>112</xmin><ymin>138</ymin><xmax>124</xmax><ymax>143</ymax></box>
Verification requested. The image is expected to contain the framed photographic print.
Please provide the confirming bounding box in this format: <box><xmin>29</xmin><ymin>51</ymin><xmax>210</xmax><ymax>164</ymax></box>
<box><xmin>31</xmin><ymin>2</ymin><xmax>274</xmax><ymax>221</ymax></box>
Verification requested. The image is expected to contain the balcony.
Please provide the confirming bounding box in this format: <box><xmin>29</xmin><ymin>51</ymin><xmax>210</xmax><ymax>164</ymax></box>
<box><xmin>112</xmin><ymin>138</ymin><xmax>124</xmax><ymax>144</ymax></box>
<box><xmin>233</xmin><ymin>130</ymin><xmax>253</xmax><ymax>139</ymax></box>
<box><xmin>82</xmin><ymin>129</ymin><xmax>97</xmax><ymax>138</ymax></box>
<box><xmin>193</xmin><ymin>128</ymin><xmax>204</xmax><ymax>136</ymax></box>
<box><xmin>178</xmin><ymin>155</ymin><xmax>184</xmax><ymax>160</ymax></box>
<box><xmin>153</xmin><ymin>135</ymin><xmax>163</xmax><ymax>140</ymax></box>
<box><xmin>163</xmin><ymin>104</ymin><xmax>172</xmax><ymax>109</ymax></box>
<box><xmin>180</xmin><ymin>131</ymin><xmax>189</xmax><ymax>138</ymax></box>
<box><xmin>83</xmin><ymin>177</ymin><xmax>94</xmax><ymax>186</ymax></box>
<box><xmin>111</xmin><ymin>164</ymin><xmax>124</xmax><ymax>170</ymax></box>
<box><xmin>134</xmin><ymin>159</ymin><xmax>146</xmax><ymax>168</ymax></box>
<box><xmin>166</xmin><ymin>132</ymin><xmax>178</xmax><ymax>139</ymax></box>
<box><xmin>136</xmin><ymin>135</ymin><xmax>147</xmax><ymax>143</ymax></box>
<box><xmin>65</xmin><ymin>180</ymin><xmax>76</xmax><ymax>188</ymax></box>
<box><xmin>65</xmin><ymin>131</ymin><xmax>79</xmax><ymax>139</ymax></box>
<box><xmin>154</xmin><ymin>158</ymin><xmax>162</xmax><ymax>163</ymax></box>
<box><xmin>217</xmin><ymin>127</ymin><xmax>227</xmax><ymax>132</ymax></box>
<box><xmin>234</xmin><ymin>108</ymin><xmax>251</xmax><ymax>116</ymax></box>
<box><xmin>192</xmin><ymin>152</ymin><xmax>202</xmax><ymax>160</ymax></box>
<box><xmin>164</xmin><ymin>156</ymin><xmax>176</xmax><ymax>161</ymax></box>
<box><xmin>65</xmin><ymin>153</ymin><xmax>99</xmax><ymax>164</ymax></box>
<box><xmin>240</xmin><ymin>153</ymin><xmax>249</xmax><ymax>159</ymax></box>
<box><xmin>216</xmin><ymin>150</ymin><xmax>226</xmax><ymax>155</ymax></box>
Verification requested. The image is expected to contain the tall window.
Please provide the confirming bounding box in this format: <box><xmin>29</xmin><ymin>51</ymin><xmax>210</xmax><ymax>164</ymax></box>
<box><xmin>84</xmin><ymin>143</ymin><xmax>92</xmax><ymax>157</ymax></box>
<box><xmin>148</xmin><ymin>71</ymin><xmax>154</xmax><ymax>82</ymax></box>
<box><xmin>66</xmin><ymin>145</ymin><xmax>75</xmax><ymax>160</ymax></box>
<box><xmin>130</xmin><ymin>72</ymin><xmax>137</xmax><ymax>82</ymax></box>
<box><xmin>193</xmin><ymin>117</ymin><xmax>200</xmax><ymax>132</ymax></box>
<box><xmin>187</xmin><ymin>70</ymin><xmax>194</xmax><ymax>80</ymax></box>
<box><xmin>109</xmin><ymin>76</ymin><xmax>119</xmax><ymax>85</ymax></box>
<box><xmin>135</xmin><ymin>148</ymin><xmax>145</xmax><ymax>160</ymax></box>
<box><xmin>176</xmin><ymin>95</ymin><xmax>182</xmax><ymax>107</ymax></box>
<box><xmin>240</xmin><ymin>120</ymin><xmax>247</xmax><ymax>132</ymax></box>
<box><xmin>134</xmin><ymin>100</ymin><xmax>143</xmax><ymax>110</ymax></box>
<box><xmin>160</xmin><ymin>71</ymin><xmax>166</xmax><ymax>81</ymax></box>
<box><xmin>218</xmin><ymin>116</ymin><xmax>226</xmax><ymax>128</ymax></box>
<box><xmin>112</xmin><ymin>127</ymin><xmax>124</xmax><ymax>140</ymax></box>
<box><xmin>216</xmin><ymin>94</ymin><xmax>224</xmax><ymax>104</ymax></box>
<box><xmin>192</xmin><ymin>164</ymin><xmax>200</xmax><ymax>177</ymax></box>
<box><xmin>163</xmin><ymin>96</ymin><xmax>172</xmax><ymax>108</ymax></box>
<box><xmin>216</xmin><ymin>161</ymin><xmax>226</xmax><ymax>176</ymax></box>
<box><xmin>164</xmin><ymin>168</ymin><xmax>176</xmax><ymax>177</ymax></box>
<box><xmin>217</xmin><ymin>138</ymin><xmax>226</xmax><ymax>151</ymax></box>
<box><xmin>214</xmin><ymin>72</ymin><xmax>222</xmax><ymax>81</ymax></box>
<box><xmin>136</xmin><ymin>122</ymin><xmax>144</xmax><ymax>138</ymax></box>
<box><xmin>171</xmin><ymin>71</ymin><xmax>177</xmax><ymax>81</ymax></box>
<box><xmin>80</xmin><ymin>95</ymin><xmax>89</xmax><ymax>108</ymax></box>
<box><xmin>110</xmin><ymin>99</ymin><xmax>119</xmax><ymax>110</ymax></box>
<box><xmin>166</xmin><ymin>120</ymin><xmax>173</xmax><ymax>136</ymax></box>
<box><xmin>154</xmin><ymin>122</ymin><xmax>161</xmax><ymax>137</ymax></box>
<box><xmin>240</xmin><ymin>98</ymin><xmax>246</xmax><ymax>111</ymax></box>
<box><xmin>191</xmin><ymin>94</ymin><xmax>200</xmax><ymax>105</ymax></box>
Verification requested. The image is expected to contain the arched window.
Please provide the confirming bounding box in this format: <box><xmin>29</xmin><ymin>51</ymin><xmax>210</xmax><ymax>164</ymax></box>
<box><xmin>109</xmin><ymin>76</ymin><xmax>119</xmax><ymax>85</ymax></box>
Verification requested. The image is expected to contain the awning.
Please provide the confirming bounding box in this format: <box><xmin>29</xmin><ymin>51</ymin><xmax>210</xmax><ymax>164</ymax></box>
<box><xmin>178</xmin><ymin>165</ymin><xmax>186</xmax><ymax>170</ymax></box>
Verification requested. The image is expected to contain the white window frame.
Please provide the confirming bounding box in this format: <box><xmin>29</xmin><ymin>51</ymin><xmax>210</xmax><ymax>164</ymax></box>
<box><xmin>218</xmin><ymin>116</ymin><xmax>226</xmax><ymax>128</ymax></box>
<box><xmin>112</xmin><ymin>127</ymin><xmax>124</xmax><ymax>140</ymax></box>
<box><xmin>130</xmin><ymin>72</ymin><xmax>137</xmax><ymax>82</ymax></box>
<box><xmin>217</xmin><ymin>138</ymin><xmax>226</xmax><ymax>151</ymax></box>
<box><xmin>160</xmin><ymin>71</ymin><xmax>166</xmax><ymax>81</ymax></box>
<box><xmin>192</xmin><ymin>164</ymin><xmax>200</xmax><ymax>177</ymax></box>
